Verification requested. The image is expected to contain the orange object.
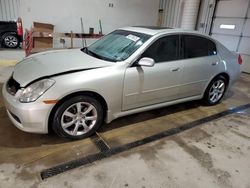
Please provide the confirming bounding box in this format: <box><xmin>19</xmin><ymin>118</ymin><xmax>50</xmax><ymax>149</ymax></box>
<box><xmin>43</xmin><ymin>100</ymin><xmax>59</xmax><ymax>104</ymax></box>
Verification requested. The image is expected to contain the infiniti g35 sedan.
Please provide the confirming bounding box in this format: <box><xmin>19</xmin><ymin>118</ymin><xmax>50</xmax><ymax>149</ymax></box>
<box><xmin>2</xmin><ymin>26</ymin><xmax>241</xmax><ymax>139</ymax></box>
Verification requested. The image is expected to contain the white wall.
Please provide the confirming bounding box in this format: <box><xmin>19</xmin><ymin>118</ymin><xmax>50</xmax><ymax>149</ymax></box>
<box><xmin>19</xmin><ymin>0</ymin><xmax>159</xmax><ymax>48</ymax></box>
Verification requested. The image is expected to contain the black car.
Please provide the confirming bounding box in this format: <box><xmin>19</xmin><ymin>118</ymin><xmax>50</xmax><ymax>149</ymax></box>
<box><xmin>0</xmin><ymin>18</ymin><xmax>23</xmax><ymax>48</ymax></box>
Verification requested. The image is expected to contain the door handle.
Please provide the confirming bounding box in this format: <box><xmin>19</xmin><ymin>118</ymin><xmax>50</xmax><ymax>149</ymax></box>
<box><xmin>171</xmin><ymin>68</ymin><xmax>180</xmax><ymax>72</ymax></box>
<box><xmin>211</xmin><ymin>62</ymin><xmax>219</xmax><ymax>66</ymax></box>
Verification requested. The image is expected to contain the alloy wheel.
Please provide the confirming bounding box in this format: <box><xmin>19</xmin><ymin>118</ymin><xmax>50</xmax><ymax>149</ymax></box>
<box><xmin>60</xmin><ymin>102</ymin><xmax>98</xmax><ymax>136</ymax></box>
<box><xmin>208</xmin><ymin>79</ymin><xmax>225</xmax><ymax>103</ymax></box>
<box><xmin>4</xmin><ymin>35</ymin><xmax>18</xmax><ymax>48</ymax></box>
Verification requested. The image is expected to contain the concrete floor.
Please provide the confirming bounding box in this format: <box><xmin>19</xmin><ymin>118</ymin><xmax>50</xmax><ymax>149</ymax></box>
<box><xmin>0</xmin><ymin>50</ymin><xmax>250</xmax><ymax>188</ymax></box>
<box><xmin>39</xmin><ymin>109</ymin><xmax>250</xmax><ymax>188</ymax></box>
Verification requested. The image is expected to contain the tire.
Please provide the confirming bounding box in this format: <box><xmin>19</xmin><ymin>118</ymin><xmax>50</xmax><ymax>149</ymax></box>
<box><xmin>203</xmin><ymin>75</ymin><xmax>227</xmax><ymax>106</ymax></box>
<box><xmin>2</xmin><ymin>32</ymin><xmax>20</xmax><ymax>48</ymax></box>
<box><xmin>52</xmin><ymin>95</ymin><xmax>104</xmax><ymax>140</ymax></box>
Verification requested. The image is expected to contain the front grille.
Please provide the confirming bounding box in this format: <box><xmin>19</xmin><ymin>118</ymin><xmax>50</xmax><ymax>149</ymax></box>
<box><xmin>6</xmin><ymin>76</ymin><xmax>20</xmax><ymax>95</ymax></box>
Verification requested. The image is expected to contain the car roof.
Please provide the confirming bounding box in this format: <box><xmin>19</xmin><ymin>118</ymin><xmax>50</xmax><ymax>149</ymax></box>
<box><xmin>120</xmin><ymin>26</ymin><xmax>200</xmax><ymax>36</ymax></box>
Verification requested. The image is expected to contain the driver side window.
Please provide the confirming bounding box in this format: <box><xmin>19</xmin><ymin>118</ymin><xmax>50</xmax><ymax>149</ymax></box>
<box><xmin>142</xmin><ymin>35</ymin><xmax>179</xmax><ymax>63</ymax></box>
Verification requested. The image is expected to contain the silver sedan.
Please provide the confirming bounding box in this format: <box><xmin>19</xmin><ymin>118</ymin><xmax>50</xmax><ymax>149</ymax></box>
<box><xmin>2</xmin><ymin>26</ymin><xmax>241</xmax><ymax>139</ymax></box>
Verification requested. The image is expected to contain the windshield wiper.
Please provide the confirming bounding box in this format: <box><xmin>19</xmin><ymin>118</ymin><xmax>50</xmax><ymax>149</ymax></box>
<box><xmin>88</xmin><ymin>50</ymin><xmax>116</xmax><ymax>62</ymax></box>
<box><xmin>81</xmin><ymin>47</ymin><xmax>116</xmax><ymax>62</ymax></box>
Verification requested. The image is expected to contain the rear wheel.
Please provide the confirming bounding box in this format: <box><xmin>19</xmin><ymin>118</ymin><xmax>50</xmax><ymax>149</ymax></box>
<box><xmin>203</xmin><ymin>76</ymin><xmax>227</xmax><ymax>105</ymax></box>
<box><xmin>2</xmin><ymin>33</ymin><xmax>20</xmax><ymax>48</ymax></box>
<box><xmin>52</xmin><ymin>95</ymin><xmax>104</xmax><ymax>139</ymax></box>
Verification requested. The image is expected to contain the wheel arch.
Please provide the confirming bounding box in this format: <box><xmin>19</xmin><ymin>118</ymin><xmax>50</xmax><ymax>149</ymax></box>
<box><xmin>202</xmin><ymin>72</ymin><xmax>230</xmax><ymax>98</ymax></box>
<box><xmin>48</xmin><ymin>91</ymin><xmax>108</xmax><ymax>133</ymax></box>
<box><xmin>216</xmin><ymin>72</ymin><xmax>230</xmax><ymax>85</ymax></box>
<box><xmin>1</xmin><ymin>31</ymin><xmax>18</xmax><ymax>40</ymax></box>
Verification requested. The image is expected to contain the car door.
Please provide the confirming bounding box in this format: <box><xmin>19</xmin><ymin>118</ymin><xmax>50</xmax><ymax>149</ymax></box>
<box><xmin>178</xmin><ymin>34</ymin><xmax>221</xmax><ymax>98</ymax></box>
<box><xmin>122</xmin><ymin>35</ymin><xmax>183</xmax><ymax>111</ymax></box>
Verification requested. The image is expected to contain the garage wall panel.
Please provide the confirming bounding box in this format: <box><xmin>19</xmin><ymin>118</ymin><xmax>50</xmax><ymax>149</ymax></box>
<box><xmin>180</xmin><ymin>0</ymin><xmax>200</xmax><ymax>30</ymax></box>
<box><xmin>242</xmin><ymin>19</ymin><xmax>250</xmax><ymax>36</ymax></box>
<box><xmin>242</xmin><ymin>55</ymin><xmax>250</xmax><ymax>72</ymax></box>
<box><xmin>215</xmin><ymin>0</ymin><xmax>249</xmax><ymax>18</ymax></box>
<box><xmin>0</xmin><ymin>0</ymin><xmax>20</xmax><ymax>21</ymax></box>
<box><xmin>238</xmin><ymin>38</ymin><xmax>250</xmax><ymax>55</ymax></box>
<box><xmin>211</xmin><ymin>18</ymin><xmax>244</xmax><ymax>35</ymax></box>
<box><xmin>163</xmin><ymin>0</ymin><xmax>200</xmax><ymax>30</ymax></box>
<box><xmin>163</xmin><ymin>0</ymin><xmax>183</xmax><ymax>28</ymax></box>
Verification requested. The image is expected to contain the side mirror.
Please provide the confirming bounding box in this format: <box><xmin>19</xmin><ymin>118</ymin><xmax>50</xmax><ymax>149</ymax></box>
<box><xmin>137</xmin><ymin>57</ymin><xmax>155</xmax><ymax>67</ymax></box>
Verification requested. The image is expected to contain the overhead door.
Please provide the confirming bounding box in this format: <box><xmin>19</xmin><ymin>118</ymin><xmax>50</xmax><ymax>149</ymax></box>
<box><xmin>211</xmin><ymin>0</ymin><xmax>250</xmax><ymax>73</ymax></box>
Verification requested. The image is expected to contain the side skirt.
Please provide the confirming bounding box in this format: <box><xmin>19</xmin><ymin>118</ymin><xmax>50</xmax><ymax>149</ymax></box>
<box><xmin>106</xmin><ymin>95</ymin><xmax>202</xmax><ymax>123</ymax></box>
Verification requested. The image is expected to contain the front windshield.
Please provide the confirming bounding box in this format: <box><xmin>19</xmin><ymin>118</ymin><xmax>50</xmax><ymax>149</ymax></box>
<box><xmin>86</xmin><ymin>30</ymin><xmax>151</xmax><ymax>62</ymax></box>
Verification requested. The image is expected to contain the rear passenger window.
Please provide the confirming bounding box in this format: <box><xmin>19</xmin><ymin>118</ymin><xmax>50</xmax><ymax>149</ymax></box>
<box><xmin>142</xmin><ymin>35</ymin><xmax>179</xmax><ymax>63</ymax></box>
<box><xmin>183</xmin><ymin>35</ymin><xmax>217</xmax><ymax>59</ymax></box>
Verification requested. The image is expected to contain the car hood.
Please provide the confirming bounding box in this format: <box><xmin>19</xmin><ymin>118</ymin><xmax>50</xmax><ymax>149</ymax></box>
<box><xmin>13</xmin><ymin>49</ymin><xmax>113</xmax><ymax>87</ymax></box>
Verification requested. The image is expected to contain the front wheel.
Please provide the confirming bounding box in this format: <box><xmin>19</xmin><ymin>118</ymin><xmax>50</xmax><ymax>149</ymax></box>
<box><xmin>203</xmin><ymin>76</ymin><xmax>227</xmax><ymax>105</ymax></box>
<box><xmin>52</xmin><ymin>95</ymin><xmax>104</xmax><ymax>140</ymax></box>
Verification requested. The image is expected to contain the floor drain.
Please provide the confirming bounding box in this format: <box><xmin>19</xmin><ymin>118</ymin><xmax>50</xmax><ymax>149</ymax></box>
<box><xmin>91</xmin><ymin>132</ymin><xmax>110</xmax><ymax>153</ymax></box>
<box><xmin>40</xmin><ymin>152</ymin><xmax>106</xmax><ymax>180</ymax></box>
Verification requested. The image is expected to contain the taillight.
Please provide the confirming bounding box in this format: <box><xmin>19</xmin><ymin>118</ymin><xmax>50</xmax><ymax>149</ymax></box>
<box><xmin>238</xmin><ymin>54</ymin><xmax>243</xmax><ymax>65</ymax></box>
<box><xmin>17</xmin><ymin>17</ymin><xmax>23</xmax><ymax>36</ymax></box>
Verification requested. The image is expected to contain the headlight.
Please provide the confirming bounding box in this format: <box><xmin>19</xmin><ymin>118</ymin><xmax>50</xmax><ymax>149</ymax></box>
<box><xmin>19</xmin><ymin>79</ymin><xmax>55</xmax><ymax>103</ymax></box>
